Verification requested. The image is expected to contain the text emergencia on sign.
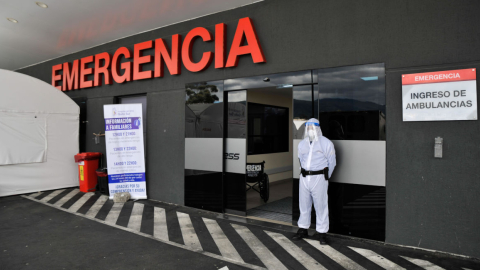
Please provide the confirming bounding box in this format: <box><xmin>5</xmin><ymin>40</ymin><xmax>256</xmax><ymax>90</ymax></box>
<box><xmin>402</xmin><ymin>68</ymin><xmax>477</xmax><ymax>121</ymax></box>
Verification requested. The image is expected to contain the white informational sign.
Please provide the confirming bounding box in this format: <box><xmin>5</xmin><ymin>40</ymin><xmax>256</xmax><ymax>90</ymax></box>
<box><xmin>402</xmin><ymin>68</ymin><xmax>477</xmax><ymax>121</ymax></box>
<box><xmin>104</xmin><ymin>104</ymin><xmax>147</xmax><ymax>199</ymax></box>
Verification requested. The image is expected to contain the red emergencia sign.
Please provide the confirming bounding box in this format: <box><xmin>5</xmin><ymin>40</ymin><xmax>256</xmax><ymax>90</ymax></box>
<box><xmin>402</xmin><ymin>68</ymin><xmax>477</xmax><ymax>122</ymax></box>
<box><xmin>52</xmin><ymin>17</ymin><xmax>266</xmax><ymax>91</ymax></box>
<box><xmin>402</xmin><ymin>68</ymin><xmax>476</xmax><ymax>85</ymax></box>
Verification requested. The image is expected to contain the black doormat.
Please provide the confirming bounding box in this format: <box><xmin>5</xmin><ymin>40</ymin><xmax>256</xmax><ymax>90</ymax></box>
<box><xmin>247</xmin><ymin>197</ymin><xmax>292</xmax><ymax>223</ymax></box>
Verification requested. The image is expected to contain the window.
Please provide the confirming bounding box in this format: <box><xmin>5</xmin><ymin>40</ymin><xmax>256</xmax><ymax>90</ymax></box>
<box><xmin>317</xmin><ymin>63</ymin><xmax>386</xmax><ymax>140</ymax></box>
<box><xmin>248</xmin><ymin>102</ymin><xmax>289</xmax><ymax>155</ymax></box>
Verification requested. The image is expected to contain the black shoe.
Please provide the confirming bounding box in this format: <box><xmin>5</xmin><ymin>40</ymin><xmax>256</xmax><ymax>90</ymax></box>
<box><xmin>312</xmin><ymin>232</ymin><xmax>328</xmax><ymax>245</ymax></box>
<box><xmin>292</xmin><ymin>228</ymin><xmax>308</xmax><ymax>240</ymax></box>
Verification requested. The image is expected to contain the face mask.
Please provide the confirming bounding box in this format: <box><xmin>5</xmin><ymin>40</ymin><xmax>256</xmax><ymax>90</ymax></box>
<box><xmin>308</xmin><ymin>130</ymin><xmax>316</xmax><ymax>140</ymax></box>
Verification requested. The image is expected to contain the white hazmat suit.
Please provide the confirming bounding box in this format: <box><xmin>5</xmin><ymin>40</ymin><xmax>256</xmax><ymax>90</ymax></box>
<box><xmin>297</xmin><ymin>118</ymin><xmax>336</xmax><ymax>233</ymax></box>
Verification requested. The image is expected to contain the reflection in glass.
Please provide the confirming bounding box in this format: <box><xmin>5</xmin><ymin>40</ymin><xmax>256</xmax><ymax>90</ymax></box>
<box><xmin>318</xmin><ymin>63</ymin><xmax>386</xmax><ymax>141</ymax></box>
<box><xmin>317</xmin><ymin>63</ymin><xmax>386</xmax><ymax>241</ymax></box>
<box><xmin>226</xmin><ymin>90</ymin><xmax>247</xmax><ymax>140</ymax></box>
<box><xmin>312</xmin><ymin>69</ymin><xmax>318</xmax><ymax>84</ymax></box>
<box><xmin>225</xmin><ymin>90</ymin><xmax>247</xmax><ymax>213</ymax></box>
<box><xmin>321</xmin><ymin>111</ymin><xmax>386</xmax><ymax>140</ymax></box>
<box><xmin>185</xmin><ymin>81</ymin><xmax>224</xmax><ymax>139</ymax></box>
<box><xmin>184</xmin><ymin>80</ymin><xmax>224</xmax><ymax>212</ymax></box>
<box><xmin>227</xmin><ymin>91</ymin><xmax>247</xmax><ymax>103</ymax></box>
<box><xmin>293</xmin><ymin>85</ymin><xmax>313</xmax><ymax>140</ymax></box>
<box><xmin>318</xmin><ymin>63</ymin><xmax>385</xmax><ymax>113</ymax></box>
<box><xmin>226</xmin><ymin>92</ymin><xmax>247</xmax><ymax>139</ymax></box>
<box><xmin>292</xmin><ymin>84</ymin><xmax>315</xmax><ymax>223</ymax></box>
<box><xmin>224</xmin><ymin>70</ymin><xmax>312</xmax><ymax>91</ymax></box>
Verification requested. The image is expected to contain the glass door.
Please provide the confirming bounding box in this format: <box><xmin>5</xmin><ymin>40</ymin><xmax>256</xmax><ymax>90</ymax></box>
<box><xmin>317</xmin><ymin>63</ymin><xmax>386</xmax><ymax>241</ymax></box>
<box><xmin>292</xmin><ymin>84</ymin><xmax>317</xmax><ymax>223</ymax></box>
<box><xmin>184</xmin><ymin>81</ymin><xmax>224</xmax><ymax>212</ymax></box>
<box><xmin>223</xmin><ymin>90</ymin><xmax>247</xmax><ymax>215</ymax></box>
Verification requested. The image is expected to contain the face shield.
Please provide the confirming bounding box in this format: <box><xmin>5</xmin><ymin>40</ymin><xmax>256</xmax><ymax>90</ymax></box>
<box><xmin>303</xmin><ymin>118</ymin><xmax>323</xmax><ymax>141</ymax></box>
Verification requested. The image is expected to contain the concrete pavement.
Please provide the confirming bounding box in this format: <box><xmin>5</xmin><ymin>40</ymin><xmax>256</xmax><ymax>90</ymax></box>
<box><xmin>1</xmin><ymin>189</ymin><xmax>479</xmax><ymax>270</ymax></box>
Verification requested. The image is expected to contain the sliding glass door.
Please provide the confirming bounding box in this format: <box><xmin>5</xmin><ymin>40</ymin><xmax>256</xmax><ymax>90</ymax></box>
<box><xmin>223</xmin><ymin>90</ymin><xmax>247</xmax><ymax>215</ymax></box>
<box><xmin>184</xmin><ymin>81</ymin><xmax>224</xmax><ymax>212</ymax></box>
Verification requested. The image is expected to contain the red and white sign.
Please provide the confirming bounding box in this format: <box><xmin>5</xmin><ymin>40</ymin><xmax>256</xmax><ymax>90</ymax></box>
<box><xmin>402</xmin><ymin>69</ymin><xmax>477</xmax><ymax>121</ymax></box>
<box><xmin>52</xmin><ymin>17</ymin><xmax>266</xmax><ymax>91</ymax></box>
<box><xmin>402</xmin><ymin>69</ymin><xmax>476</xmax><ymax>85</ymax></box>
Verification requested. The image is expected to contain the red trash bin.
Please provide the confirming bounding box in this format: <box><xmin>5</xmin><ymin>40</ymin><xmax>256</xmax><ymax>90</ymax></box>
<box><xmin>74</xmin><ymin>152</ymin><xmax>102</xmax><ymax>193</ymax></box>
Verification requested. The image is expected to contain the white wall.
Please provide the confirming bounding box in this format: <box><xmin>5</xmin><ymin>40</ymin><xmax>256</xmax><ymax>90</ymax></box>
<box><xmin>247</xmin><ymin>87</ymin><xmax>293</xmax><ymax>183</ymax></box>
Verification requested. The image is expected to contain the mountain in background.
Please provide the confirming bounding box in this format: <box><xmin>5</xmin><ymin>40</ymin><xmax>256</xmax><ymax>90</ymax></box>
<box><xmin>294</xmin><ymin>98</ymin><xmax>385</xmax><ymax>118</ymax></box>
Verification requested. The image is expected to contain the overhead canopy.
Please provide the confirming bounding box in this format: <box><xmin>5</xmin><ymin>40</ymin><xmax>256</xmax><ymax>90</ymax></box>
<box><xmin>0</xmin><ymin>69</ymin><xmax>79</xmax><ymax>197</ymax></box>
<box><xmin>1</xmin><ymin>0</ymin><xmax>260</xmax><ymax>71</ymax></box>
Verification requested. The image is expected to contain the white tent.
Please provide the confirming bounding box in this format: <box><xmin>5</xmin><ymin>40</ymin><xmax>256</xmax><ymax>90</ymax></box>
<box><xmin>0</xmin><ymin>69</ymin><xmax>79</xmax><ymax>197</ymax></box>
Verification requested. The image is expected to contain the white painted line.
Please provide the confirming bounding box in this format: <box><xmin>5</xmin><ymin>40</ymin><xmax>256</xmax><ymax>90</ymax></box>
<box><xmin>127</xmin><ymin>203</ymin><xmax>144</xmax><ymax>231</ymax></box>
<box><xmin>68</xmin><ymin>192</ymin><xmax>94</xmax><ymax>212</ymax></box>
<box><xmin>29</xmin><ymin>192</ymin><xmax>42</xmax><ymax>198</ymax></box>
<box><xmin>53</xmin><ymin>189</ymin><xmax>79</xmax><ymax>207</ymax></box>
<box><xmin>104</xmin><ymin>202</ymin><xmax>125</xmax><ymax>225</ymax></box>
<box><xmin>304</xmin><ymin>239</ymin><xmax>366</xmax><ymax>270</ymax></box>
<box><xmin>177</xmin><ymin>212</ymin><xmax>202</xmax><ymax>251</ymax></box>
<box><xmin>153</xmin><ymin>207</ymin><xmax>168</xmax><ymax>241</ymax></box>
<box><xmin>231</xmin><ymin>224</ymin><xmax>287</xmax><ymax>270</ymax></box>
<box><xmin>203</xmin><ymin>218</ymin><xmax>243</xmax><ymax>263</ymax></box>
<box><xmin>349</xmin><ymin>247</ymin><xmax>406</xmax><ymax>269</ymax></box>
<box><xmin>21</xmin><ymin>195</ymin><xmax>266</xmax><ymax>270</ymax></box>
<box><xmin>265</xmin><ymin>230</ymin><xmax>326</xmax><ymax>270</ymax></box>
<box><xmin>219</xmin><ymin>267</ymin><xmax>229</xmax><ymax>270</ymax></box>
<box><xmin>399</xmin><ymin>256</ymin><xmax>445</xmax><ymax>270</ymax></box>
<box><xmin>85</xmin><ymin>195</ymin><xmax>109</xmax><ymax>218</ymax></box>
<box><xmin>40</xmin><ymin>189</ymin><xmax>65</xmax><ymax>202</ymax></box>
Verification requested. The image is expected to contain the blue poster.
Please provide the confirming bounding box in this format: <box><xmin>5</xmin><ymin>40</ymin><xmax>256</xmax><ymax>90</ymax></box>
<box><xmin>103</xmin><ymin>104</ymin><xmax>147</xmax><ymax>199</ymax></box>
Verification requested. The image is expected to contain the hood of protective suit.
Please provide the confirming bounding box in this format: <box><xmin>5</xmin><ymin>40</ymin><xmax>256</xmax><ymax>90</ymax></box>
<box><xmin>303</xmin><ymin>118</ymin><xmax>323</xmax><ymax>141</ymax></box>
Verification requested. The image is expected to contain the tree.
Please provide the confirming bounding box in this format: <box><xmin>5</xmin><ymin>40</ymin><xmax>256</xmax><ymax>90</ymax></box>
<box><xmin>186</xmin><ymin>82</ymin><xmax>219</xmax><ymax>104</ymax></box>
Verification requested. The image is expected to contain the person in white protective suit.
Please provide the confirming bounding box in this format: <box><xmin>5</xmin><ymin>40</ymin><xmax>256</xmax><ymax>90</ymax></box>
<box><xmin>292</xmin><ymin>118</ymin><xmax>336</xmax><ymax>244</ymax></box>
